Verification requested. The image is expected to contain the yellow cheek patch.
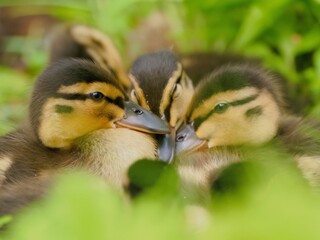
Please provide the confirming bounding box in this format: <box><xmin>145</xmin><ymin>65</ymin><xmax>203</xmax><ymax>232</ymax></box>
<box><xmin>38</xmin><ymin>97</ymin><xmax>124</xmax><ymax>149</ymax></box>
<box><xmin>195</xmin><ymin>90</ymin><xmax>280</xmax><ymax>147</ymax></box>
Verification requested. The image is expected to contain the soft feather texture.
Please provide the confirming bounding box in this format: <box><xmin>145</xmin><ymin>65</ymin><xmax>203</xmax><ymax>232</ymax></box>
<box><xmin>129</xmin><ymin>50</ymin><xmax>181</xmax><ymax>115</ymax></box>
<box><xmin>48</xmin><ymin>24</ymin><xmax>131</xmax><ymax>90</ymax></box>
<box><xmin>176</xmin><ymin>64</ymin><xmax>320</xmax><ymax>199</ymax></box>
<box><xmin>0</xmin><ymin>174</ymin><xmax>53</xmax><ymax>216</ymax></box>
<box><xmin>76</xmin><ymin>128</ymin><xmax>157</xmax><ymax>189</ymax></box>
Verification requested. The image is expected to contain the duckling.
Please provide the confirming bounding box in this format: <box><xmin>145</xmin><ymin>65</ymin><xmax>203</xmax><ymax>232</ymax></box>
<box><xmin>0</xmin><ymin>59</ymin><xmax>170</xmax><ymax>190</ymax></box>
<box><xmin>175</xmin><ymin>64</ymin><xmax>320</xmax><ymax>193</ymax></box>
<box><xmin>48</xmin><ymin>24</ymin><xmax>131</xmax><ymax>90</ymax></box>
<box><xmin>129</xmin><ymin>50</ymin><xmax>194</xmax><ymax>162</ymax></box>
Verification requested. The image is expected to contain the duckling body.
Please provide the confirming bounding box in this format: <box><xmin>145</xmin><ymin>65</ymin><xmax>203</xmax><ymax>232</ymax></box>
<box><xmin>1</xmin><ymin>128</ymin><xmax>157</xmax><ymax>190</ymax></box>
<box><xmin>175</xmin><ymin>146</ymin><xmax>242</xmax><ymax>202</ymax></box>
<box><xmin>0</xmin><ymin>127</ymin><xmax>68</xmax><ymax>185</ymax></box>
<box><xmin>278</xmin><ymin>115</ymin><xmax>320</xmax><ymax>186</ymax></box>
<box><xmin>175</xmin><ymin>64</ymin><xmax>320</xmax><ymax>192</ymax></box>
<box><xmin>77</xmin><ymin>128</ymin><xmax>156</xmax><ymax>188</ymax></box>
<box><xmin>0</xmin><ymin>127</ymin><xmax>157</xmax><ymax>217</ymax></box>
<box><xmin>0</xmin><ymin>173</ymin><xmax>52</xmax><ymax>216</ymax></box>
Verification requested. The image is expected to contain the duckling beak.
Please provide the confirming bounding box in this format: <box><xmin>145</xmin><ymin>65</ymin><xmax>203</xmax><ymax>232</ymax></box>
<box><xmin>116</xmin><ymin>101</ymin><xmax>170</xmax><ymax>134</ymax></box>
<box><xmin>175</xmin><ymin>123</ymin><xmax>207</xmax><ymax>154</ymax></box>
<box><xmin>157</xmin><ymin>129</ymin><xmax>176</xmax><ymax>164</ymax></box>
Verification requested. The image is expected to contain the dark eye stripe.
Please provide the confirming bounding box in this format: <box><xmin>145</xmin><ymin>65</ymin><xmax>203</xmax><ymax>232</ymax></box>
<box><xmin>229</xmin><ymin>94</ymin><xmax>259</xmax><ymax>106</ymax></box>
<box><xmin>176</xmin><ymin>74</ymin><xmax>182</xmax><ymax>84</ymax></box>
<box><xmin>53</xmin><ymin>93</ymin><xmax>124</xmax><ymax>109</ymax></box>
<box><xmin>164</xmin><ymin>96</ymin><xmax>173</xmax><ymax>121</ymax></box>
<box><xmin>193</xmin><ymin>94</ymin><xmax>259</xmax><ymax>130</ymax></box>
<box><xmin>54</xmin><ymin>93</ymin><xmax>88</xmax><ymax>101</ymax></box>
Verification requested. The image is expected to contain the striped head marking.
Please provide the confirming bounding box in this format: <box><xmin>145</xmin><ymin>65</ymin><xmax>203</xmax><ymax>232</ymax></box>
<box><xmin>70</xmin><ymin>25</ymin><xmax>132</xmax><ymax>90</ymax></box>
<box><xmin>30</xmin><ymin>59</ymin><xmax>126</xmax><ymax>149</ymax></box>
<box><xmin>188</xmin><ymin>65</ymin><xmax>283</xmax><ymax>148</ymax></box>
<box><xmin>129</xmin><ymin>50</ymin><xmax>194</xmax><ymax>128</ymax></box>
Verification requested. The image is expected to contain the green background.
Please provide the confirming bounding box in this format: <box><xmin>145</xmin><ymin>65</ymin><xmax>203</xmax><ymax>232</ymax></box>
<box><xmin>0</xmin><ymin>0</ymin><xmax>320</xmax><ymax>239</ymax></box>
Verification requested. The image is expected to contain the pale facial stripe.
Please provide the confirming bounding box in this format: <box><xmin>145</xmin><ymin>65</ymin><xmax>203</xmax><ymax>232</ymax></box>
<box><xmin>159</xmin><ymin>63</ymin><xmax>182</xmax><ymax>116</ymax></box>
<box><xmin>164</xmin><ymin>71</ymin><xmax>184</xmax><ymax>121</ymax></box>
<box><xmin>0</xmin><ymin>156</ymin><xmax>12</xmax><ymax>184</ymax></box>
<box><xmin>58</xmin><ymin>82</ymin><xmax>124</xmax><ymax>98</ymax></box>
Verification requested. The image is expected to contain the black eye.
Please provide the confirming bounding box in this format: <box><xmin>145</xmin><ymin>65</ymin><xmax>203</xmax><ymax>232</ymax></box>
<box><xmin>176</xmin><ymin>133</ymin><xmax>186</xmax><ymax>142</ymax></box>
<box><xmin>89</xmin><ymin>92</ymin><xmax>104</xmax><ymax>102</ymax></box>
<box><xmin>214</xmin><ymin>102</ymin><xmax>229</xmax><ymax>113</ymax></box>
<box><xmin>133</xmin><ymin>108</ymin><xmax>143</xmax><ymax>115</ymax></box>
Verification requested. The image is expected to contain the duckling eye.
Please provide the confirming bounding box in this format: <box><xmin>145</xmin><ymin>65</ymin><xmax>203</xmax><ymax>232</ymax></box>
<box><xmin>133</xmin><ymin>108</ymin><xmax>143</xmax><ymax>115</ymax></box>
<box><xmin>89</xmin><ymin>91</ymin><xmax>105</xmax><ymax>102</ymax></box>
<box><xmin>214</xmin><ymin>102</ymin><xmax>229</xmax><ymax>113</ymax></box>
<box><xmin>176</xmin><ymin>133</ymin><xmax>186</xmax><ymax>142</ymax></box>
<box><xmin>171</xmin><ymin>83</ymin><xmax>182</xmax><ymax>99</ymax></box>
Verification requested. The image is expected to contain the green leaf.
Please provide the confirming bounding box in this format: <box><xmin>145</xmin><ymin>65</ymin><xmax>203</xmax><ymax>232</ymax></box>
<box><xmin>314</xmin><ymin>48</ymin><xmax>320</xmax><ymax>76</ymax></box>
<box><xmin>233</xmin><ymin>0</ymin><xmax>292</xmax><ymax>49</ymax></box>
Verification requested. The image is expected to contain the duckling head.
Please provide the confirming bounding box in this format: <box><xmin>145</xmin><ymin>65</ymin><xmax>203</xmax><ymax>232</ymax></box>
<box><xmin>129</xmin><ymin>50</ymin><xmax>194</xmax><ymax>162</ymax></box>
<box><xmin>176</xmin><ymin>65</ymin><xmax>285</xmax><ymax>153</ymax></box>
<box><xmin>30</xmin><ymin>59</ymin><xmax>169</xmax><ymax>149</ymax></box>
<box><xmin>129</xmin><ymin>50</ymin><xmax>194</xmax><ymax>128</ymax></box>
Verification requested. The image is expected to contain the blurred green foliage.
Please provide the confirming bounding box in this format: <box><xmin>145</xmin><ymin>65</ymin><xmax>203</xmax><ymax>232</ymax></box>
<box><xmin>0</xmin><ymin>67</ymin><xmax>30</xmax><ymax>134</ymax></box>
<box><xmin>3</xmin><ymin>156</ymin><xmax>320</xmax><ymax>240</ymax></box>
<box><xmin>0</xmin><ymin>0</ymin><xmax>320</xmax><ymax>239</ymax></box>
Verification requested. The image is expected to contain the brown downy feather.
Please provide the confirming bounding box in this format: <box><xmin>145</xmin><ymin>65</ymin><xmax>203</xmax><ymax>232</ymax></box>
<box><xmin>0</xmin><ymin>174</ymin><xmax>53</xmax><ymax>216</ymax></box>
<box><xmin>277</xmin><ymin>115</ymin><xmax>320</xmax><ymax>187</ymax></box>
<box><xmin>48</xmin><ymin>24</ymin><xmax>131</xmax><ymax>90</ymax></box>
<box><xmin>175</xmin><ymin>146</ymin><xmax>242</xmax><ymax>203</ymax></box>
